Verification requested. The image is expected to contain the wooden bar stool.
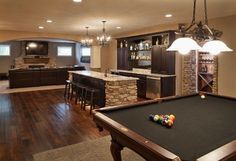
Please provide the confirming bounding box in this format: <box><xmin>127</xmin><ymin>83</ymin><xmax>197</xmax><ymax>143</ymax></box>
<box><xmin>83</xmin><ymin>87</ymin><xmax>99</xmax><ymax>114</ymax></box>
<box><xmin>74</xmin><ymin>83</ymin><xmax>86</xmax><ymax>108</ymax></box>
<box><xmin>70</xmin><ymin>81</ymin><xmax>77</xmax><ymax>101</ymax></box>
<box><xmin>64</xmin><ymin>80</ymin><xmax>72</xmax><ymax>99</ymax></box>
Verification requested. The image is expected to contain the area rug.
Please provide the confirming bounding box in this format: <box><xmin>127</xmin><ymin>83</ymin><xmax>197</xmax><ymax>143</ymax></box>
<box><xmin>33</xmin><ymin>136</ymin><xmax>145</xmax><ymax>161</ymax></box>
<box><xmin>0</xmin><ymin>80</ymin><xmax>64</xmax><ymax>94</ymax></box>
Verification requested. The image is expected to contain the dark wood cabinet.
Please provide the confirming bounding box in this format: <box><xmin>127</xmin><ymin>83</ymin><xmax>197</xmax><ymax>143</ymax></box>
<box><xmin>117</xmin><ymin>48</ymin><xmax>130</xmax><ymax>70</ymax></box>
<box><xmin>117</xmin><ymin>31</ymin><xmax>176</xmax><ymax>74</ymax></box>
<box><xmin>151</xmin><ymin>46</ymin><xmax>175</xmax><ymax>75</ymax></box>
<box><xmin>137</xmin><ymin>78</ymin><xmax>146</xmax><ymax>98</ymax></box>
<box><xmin>9</xmin><ymin>66</ymin><xmax>85</xmax><ymax>88</ymax></box>
<box><xmin>161</xmin><ymin>77</ymin><xmax>176</xmax><ymax>97</ymax></box>
<box><xmin>40</xmin><ymin>69</ymin><xmax>58</xmax><ymax>85</ymax></box>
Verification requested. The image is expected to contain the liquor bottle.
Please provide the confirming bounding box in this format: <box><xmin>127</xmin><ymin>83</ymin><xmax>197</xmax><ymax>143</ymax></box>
<box><xmin>120</xmin><ymin>42</ymin><xmax>123</xmax><ymax>48</ymax></box>
<box><xmin>125</xmin><ymin>41</ymin><xmax>128</xmax><ymax>48</ymax></box>
<box><xmin>130</xmin><ymin>45</ymin><xmax>133</xmax><ymax>51</ymax></box>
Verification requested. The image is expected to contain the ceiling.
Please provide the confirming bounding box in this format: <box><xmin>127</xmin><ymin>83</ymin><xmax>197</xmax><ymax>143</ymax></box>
<box><xmin>0</xmin><ymin>0</ymin><xmax>235</xmax><ymax>36</ymax></box>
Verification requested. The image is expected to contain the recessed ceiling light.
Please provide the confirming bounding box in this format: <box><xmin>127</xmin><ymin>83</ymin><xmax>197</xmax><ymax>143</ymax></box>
<box><xmin>47</xmin><ymin>20</ymin><xmax>53</xmax><ymax>23</ymax></box>
<box><xmin>116</xmin><ymin>26</ymin><xmax>121</xmax><ymax>29</ymax></box>
<box><xmin>73</xmin><ymin>0</ymin><xmax>82</xmax><ymax>3</ymax></box>
<box><xmin>165</xmin><ymin>14</ymin><xmax>173</xmax><ymax>18</ymax></box>
<box><xmin>38</xmin><ymin>26</ymin><xmax>44</xmax><ymax>29</ymax></box>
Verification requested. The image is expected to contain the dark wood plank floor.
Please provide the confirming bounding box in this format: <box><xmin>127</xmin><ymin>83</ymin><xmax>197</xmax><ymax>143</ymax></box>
<box><xmin>0</xmin><ymin>89</ymin><xmax>108</xmax><ymax>161</ymax></box>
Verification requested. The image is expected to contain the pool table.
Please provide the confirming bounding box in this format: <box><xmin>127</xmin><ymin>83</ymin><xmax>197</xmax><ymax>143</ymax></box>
<box><xmin>93</xmin><ymin>93</ymin><xmax>236</xmax><ymax>161</ymax></box>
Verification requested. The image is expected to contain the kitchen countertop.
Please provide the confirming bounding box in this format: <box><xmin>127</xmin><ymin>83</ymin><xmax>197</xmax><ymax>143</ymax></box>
<box><xmin>69</xmin><ymin>71</ymin><xmax>138</xmax><ymax>82</ymax></box>
<box><xmin>111</xmin><ymin>69</ymin><xmax>176</xmax><ymax>78</ymax></box>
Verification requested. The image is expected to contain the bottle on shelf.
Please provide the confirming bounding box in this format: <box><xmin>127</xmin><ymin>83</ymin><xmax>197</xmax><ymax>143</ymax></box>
<box><xmin>130</xmin><ymin>45</ymin><xmax>133</xmax><ymax>51</ymax></box>
<box><xmin>120</xmin><ymin>42</ymin><xmax>123</xmax><ymax>48</ymax></box>
<box><xmin>125</xmin><ymin>41</ymin><xmax>128</xmax><ymax>48</ymax></box>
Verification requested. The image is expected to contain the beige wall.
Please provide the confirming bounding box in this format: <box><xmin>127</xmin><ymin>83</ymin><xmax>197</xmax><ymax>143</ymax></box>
<box><xmin>102</xmin><ymin>15</ymin><xmax>236</xmax><ymax>97</ymax></box>
<box><xmin>99</xmin><ymin>40</ymin><xmax>118</xmax><ymax>72</ymax></box>
<box><xmin>209</xmin><ymin>15</ymin><xmax>236</xmax><ymax>97</ymax></box>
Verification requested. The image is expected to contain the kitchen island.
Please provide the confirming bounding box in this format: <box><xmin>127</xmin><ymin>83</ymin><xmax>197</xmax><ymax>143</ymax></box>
<box><xmin>69</xmin><ymin>71</ymin><xmax>138</xmax><ymax>107</ymax></box>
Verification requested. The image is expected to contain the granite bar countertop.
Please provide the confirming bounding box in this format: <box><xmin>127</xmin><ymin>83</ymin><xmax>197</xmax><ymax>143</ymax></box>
<box><xmin>69</xmin><ymin>71</ymin><xmax>138</xmax><ymax>82</ymax></box>
<box><xmin>111</xmin><ymin>69</ymin><xmax>176</xmax><ymax>78</ymax></box>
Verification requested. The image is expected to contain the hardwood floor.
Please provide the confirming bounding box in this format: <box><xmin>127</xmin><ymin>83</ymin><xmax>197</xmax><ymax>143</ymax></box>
<box><xmin>0</xmin><ymin>89</ymin><xmax>108</xmax><ymax>161</ymax></box>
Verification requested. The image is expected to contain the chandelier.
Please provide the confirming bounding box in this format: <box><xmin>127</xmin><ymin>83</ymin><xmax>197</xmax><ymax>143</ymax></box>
<box><xmin>97</xmin><ymin>21</ymin><xmax>111</xmax><ymax>46</ymax></box>
<box><xmin>167</xmin><ymin>0</ymin><xmax>233</xmax><ymax>55</ymax></box>
<box><xmin>81</xmin><ymin>27</ymin><xmax>93</xmax><ymax>47</ymax></box>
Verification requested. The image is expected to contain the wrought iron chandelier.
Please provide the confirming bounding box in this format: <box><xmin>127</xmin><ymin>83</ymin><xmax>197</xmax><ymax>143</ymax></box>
<box><xmin>167</xmin><ymin>0</ymin><xmax>233</xmax><ymax>55</ymax></box>
<box><xmin>97</xmin><ymin>21</ymin><xmax>111</xmax><ymax>46</ymax></box>
<box><xmin>81</xmin><ymin>27</ymin><xmax>93</xmax><ymax>47</ymax></box>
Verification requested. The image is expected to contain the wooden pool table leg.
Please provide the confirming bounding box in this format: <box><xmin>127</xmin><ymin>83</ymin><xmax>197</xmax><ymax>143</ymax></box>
<box><xmin>110</xmin><ymin>138</ymin><xmax>124</xmax><ymax>161</ymax></box>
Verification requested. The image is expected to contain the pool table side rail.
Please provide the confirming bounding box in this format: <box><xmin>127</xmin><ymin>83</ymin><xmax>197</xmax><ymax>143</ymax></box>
<box><xmin>203</xmin><ymin>92</ymin><xmax>236</xmax><ymax>101</ymax></box>
<box><xmin>96</xmin><ymin>99</ymin><xmax>159</xmax><ymax>112</ymax></box>
<box><xmin>196</xmin><ymin>140</ymin><xmax>236</xmax><ymax>161</ymax></box>
<box><xmin>93</xmin><ymin>111</ymin><xmax>181</xmax><ymax>161</ymax></box>
<box><xmin>156</xmin><ymin>92</ymin><xmax>236</xmax><ymax>103</ymax></box>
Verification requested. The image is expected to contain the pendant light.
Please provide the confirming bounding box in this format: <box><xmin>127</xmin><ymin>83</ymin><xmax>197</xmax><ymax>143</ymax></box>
<box><xmin>97</xmin><ymin>21</ymin><xmax>111</xmax><ymax>46</ymax></box>
<box><xmin>166</xmin><ymin>37</ymin><xmax>201</xmax><ymax>55</ymax></box>
<box><xmin>167</xmin><ymin>0</ymin><xmax>233</xmax><ymax>55</ymax></box>
<box><xmin>201</xmin><ymin>40</ymin><xmax>233</xmax><ymax>55</ymax></box>
<box><xmin>81</xmin><ymin>27</ymin><xmax>93</xmax><ymax>47</ymax></box>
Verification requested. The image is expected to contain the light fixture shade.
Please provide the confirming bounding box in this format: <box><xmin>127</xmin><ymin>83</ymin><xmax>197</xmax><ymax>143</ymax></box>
<box><xmin>167</xmin><ymin>37</ymin><xmax>202</xmax><ymax>55</ymax></box>
<box><xmin>201</xmin><ymin>40</ymin><xmax>233</xmax><ymax>55</ymax></box>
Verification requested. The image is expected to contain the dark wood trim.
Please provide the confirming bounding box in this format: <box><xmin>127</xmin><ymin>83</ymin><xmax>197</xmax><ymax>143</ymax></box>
<box><xmin>197</xmin><ymin>140</ymin><xmax>236</xmax><ymax>161</ymax></box>
<box><xmin>95</xmin><ymin>99</ymin><xmax>158</xmax><ymax>112</ymax></box>
<box><xmin>201</xmin><ymin>92</ymin><xmax>236</xmax><ymax>101</ymax></box>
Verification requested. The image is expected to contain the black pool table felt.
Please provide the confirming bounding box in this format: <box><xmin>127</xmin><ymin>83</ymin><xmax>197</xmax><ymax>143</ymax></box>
<box><xmin>103</xmin><ymin>95</ymin><xmax>236</xmax><ymax>161</ymax></box>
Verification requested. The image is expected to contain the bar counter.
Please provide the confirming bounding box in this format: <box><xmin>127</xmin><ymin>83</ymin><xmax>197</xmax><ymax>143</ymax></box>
<box><xmin>69</xmin><ymin>71</ymin><xmax>138</xmax><ymax>107</ymax></box>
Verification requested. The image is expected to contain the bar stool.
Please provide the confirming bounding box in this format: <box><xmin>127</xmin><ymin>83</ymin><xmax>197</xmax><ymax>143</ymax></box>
<box><xmin>83</xmin><ymin>87</ymin><xmax>99</xmax><ymax>114</ymax></box>
<box><xmin>70</xmin><ymin>81</ymin><xmax>77</xmax><ymax>101</ymax></box>
<box><xmin>64</xmin><ymin>80</ymin><xmax>72</xmax><ymax>99</ymax></box>
<box><xmin>74</xmin><ymin>83</ymin><xmax>86</xmax><ymax>108</ymax></box>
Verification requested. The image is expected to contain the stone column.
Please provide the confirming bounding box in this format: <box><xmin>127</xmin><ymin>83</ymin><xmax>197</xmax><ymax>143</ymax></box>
<box><xmin>182</xmin><ymin>52</ymin><xmax>197</xmax><ymax>95</ymax></box>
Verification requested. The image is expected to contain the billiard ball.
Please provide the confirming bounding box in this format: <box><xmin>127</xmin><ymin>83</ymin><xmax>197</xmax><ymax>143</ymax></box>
<box><xmin>201</xmin><ymin>95</ymin><xmax>206</xmax><ymax>99</ymax></box>
<box><xmin>169</xmin><ymin>114</ymin><xmax>175</xmax><ymax>121</ymax></box>
<box><xmin>153</xmin><ymin>115</ymin><xmax>160</xmax><ymax>122</ymax></box>
<box><xmin>167</xmin><ymin>119</ymin><xmax>173</xmax><ymax>127</ymax></box>
<box><xmin>149</xmin><ymin>114</ymin><xmax>154</xmax><ymax>121</ymax></box>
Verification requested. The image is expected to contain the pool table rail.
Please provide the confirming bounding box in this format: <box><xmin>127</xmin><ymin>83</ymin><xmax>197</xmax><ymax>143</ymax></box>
<box><xmin>196</xmin><ymin>140</ymin><xmax>236</xmax><ymax>161</ymax></box>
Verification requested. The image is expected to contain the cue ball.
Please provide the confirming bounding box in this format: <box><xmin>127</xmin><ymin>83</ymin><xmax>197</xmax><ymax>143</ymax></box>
<box><xmin>201</xmin><ymin>95</ymin><xmax>206</xmax><ymax>99</ymax></box>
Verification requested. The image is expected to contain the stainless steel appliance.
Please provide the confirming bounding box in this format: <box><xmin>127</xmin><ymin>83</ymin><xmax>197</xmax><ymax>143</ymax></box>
<box><xmin>146</xmin><ymin>76</ymin><xmax>161</xmax><ymax>99</ymax></box>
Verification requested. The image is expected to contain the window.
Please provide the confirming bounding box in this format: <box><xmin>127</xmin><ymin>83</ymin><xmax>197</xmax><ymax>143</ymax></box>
<box><xmin>81</xmin><ymin>47</ymin><xmax>91</xmax><ymax>63</ymax></box>
<box><xmin>0</xmin><ymin>45</ymin><xmax>10</xmax><ymax>56</ymax></box>
<box><xmin>57</xmin><ymin>46</ymin><xmax>72</xmax><ymax>56</ymax></box>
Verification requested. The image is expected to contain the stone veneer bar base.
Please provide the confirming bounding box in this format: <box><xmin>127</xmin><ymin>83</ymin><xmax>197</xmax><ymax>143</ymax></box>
<box><xmin>105</xmin><ymin>80</ymin><xmax>137</xmax><ymax>106</ymax></box>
